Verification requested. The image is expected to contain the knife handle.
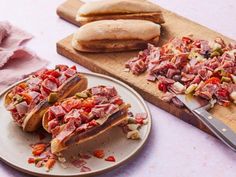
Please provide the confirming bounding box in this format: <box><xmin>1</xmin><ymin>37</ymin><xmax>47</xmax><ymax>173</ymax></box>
<box><xmin>193</xmin><ymin>107</ymin><xmax>236</xmax><ymax>151</ymax></box>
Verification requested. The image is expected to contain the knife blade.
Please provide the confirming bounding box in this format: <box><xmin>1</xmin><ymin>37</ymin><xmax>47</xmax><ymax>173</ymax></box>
<box><xmin>175</xmin><ymin>93</ymin><xmax>236</xmax><ymax>152</ymax></box>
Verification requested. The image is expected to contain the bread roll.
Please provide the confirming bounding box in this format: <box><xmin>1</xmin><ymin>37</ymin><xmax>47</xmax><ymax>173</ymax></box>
<box><xmin>72</xmin><ymin>20</ymin><xmax>161</xmax><ymax>52</ymax></box>
<box><xmin>76</xmin><ymin>0</ymin><xmax>165</xmax><ymax>25</ymax></box>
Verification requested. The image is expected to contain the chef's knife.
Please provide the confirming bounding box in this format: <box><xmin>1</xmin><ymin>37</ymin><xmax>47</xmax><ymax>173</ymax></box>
<box><xmin>175</xmin><ymin>94</ymin><xmax>236</xmax><ymax>151</ymax></box>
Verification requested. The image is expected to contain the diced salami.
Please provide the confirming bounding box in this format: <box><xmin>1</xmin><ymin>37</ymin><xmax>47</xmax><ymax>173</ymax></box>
<box><xmin>15</xmin><ymin>101</ymin><xmax>28</xmax><ymax>116</ymax></box>
<box><xmin>50</xmin><ymin>105</ymin><xmax>66</xmax><ymax>118</ymax></box>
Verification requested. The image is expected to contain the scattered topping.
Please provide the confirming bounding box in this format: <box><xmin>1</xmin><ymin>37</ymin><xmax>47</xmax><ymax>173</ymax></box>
<box><xmin>71</xmin><ymin>159</ymin><xmax>87</xmax><ymax>168</ymax></box>
<box><xmin>32</xmin><ymin>143</ymin><xmax>48</xmax><ymax>156</ymax></box>
<box><xmin>78</xmin><ymin>153</ymin><xmax>91</xmax><ymax>159</ymax></box>
<box><xmin>80</xmin><ymin>166</ymin><xmax>91</xmax><ymax>172</ymax></box>
<box><xmin>127</xmin><ymin>130</ymin><xmax>141</xmax><ymax>140</ymax></box>
<box><xmin>45</xmin><ymin>159</ymin><xmax>56</xmax><ymax>172</ymax></box>
<box><xmin>28</xmin><ymin>142</ymin><xmax>57</xmax><ymax>172</ymax></box>
<box><xmin>93</xmin><ymin>149</ymin><xmax>105</xmax><ymax>159</ymax></box>
<box><xmin>125</xmin><ymin>37</ymin><xmax>236</xmax><ymax>106</ymax></box>
<box><xmin>119</xmin><ymin>112</ymin><xmax>148</xmax><ymax>140</ymax></box>
<box><xmin>105</xmin><ymin>156</ymin><xmax>116</xmax><ymax>162</ymax></box>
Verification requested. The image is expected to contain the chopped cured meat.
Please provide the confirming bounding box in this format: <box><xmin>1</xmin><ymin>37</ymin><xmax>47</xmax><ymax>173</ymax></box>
<box><xmin>15</xmin><ymin>101</ymin><xmax>28</xmax><ymax>116</ymax></box>
<box><xmin>160</xmin><ymin>92</ymin><xmax>175</xmax><ymax>102</ymax></box>
<box><xmin>157</xmin><ymin>76</ymin><xmax>175</xmax><ymax>85</ymax></box>
<box><xmin>105</xmin><ymin>104</ymin><xmax>119</xmax><ymax>115</ymax></box>
<box><xmin>106</xmin><ymin>86</ymin><xmax>118</xmax><ymax>97</ymax></box>
<box><xmin>64</xmin><ymin>68</ymin><xmax>76</xmax><ymax>78</ymax></box>
<box><xmin>126</xmin><ymin>36</ymin><xmax>236</xmax><ymax>106</ymax></box>
<box><xmin>56</xmin><ymin>119</ymin><xmax>77</xmax><ymax>141</ymax></box>
<box><xmin>71</xmin><ymin>159</ymin><xmax>87</xmax><ymax>168</ymax></box>
<box><xmin>166</xmin><ymin>69</ymin><xmax>180</xmax><ymax>79</ymax></box>
<box><xmin>91</xmin><ymin>107</ymin><xmax>105</xmax><ymax>118</ymax></box>
<box><xmin>48</xmin><ymin>119</ymin><xmax>59</xmax><ymax>132</ymax></box>
<box><xmin>42</xmin><ymin>78</ymin><xmax>58</xmax><ymax>92</ymax></box>
<box><xmin>80</xmin><ymin>166</ymin><xmax>91</xmax><ymax>172</ymax></box>
<box><xmin>50</xmin><ymin>105</ymin><xmax>66</xmax><ymax>118</ymax></box>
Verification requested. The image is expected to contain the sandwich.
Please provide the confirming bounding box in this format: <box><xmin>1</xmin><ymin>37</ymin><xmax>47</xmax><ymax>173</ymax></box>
<box><xmin>4</xmin><ymin>65</ymin><xmax>87</xmax><ymax>132</ymax></box>
<box><xmin>72</xmin><ymin>19</ymin><xmax>161</xmax><ymax>52</ymax></box>
<box><xmin>76</xmin><ymin>0</ymin><xmax>165</xmax><ymax>25</ymax></box>
<box><xmin>42</xmin><ymin>85</ymin><xmax>131</xmax><ymax>153</ymax></box>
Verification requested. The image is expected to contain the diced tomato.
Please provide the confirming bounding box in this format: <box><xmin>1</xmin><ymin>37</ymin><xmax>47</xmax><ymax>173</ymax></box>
<box><xmin>182</xmin><ymin>37</ymin><xmax>193</xmax><ymax>44</ymax></box>
<box><xmin>205</xmin><ymin>77</ymin><xmax>220</xmax><ymax>85</ymax></box>
<box><xmin>105</xmin><ymin>156</ymin><xmax>116</xmax><ymax>162</ymax></box>
<box><xmin>56</xmin><ymin>64</ymin><xmax>68</xmax><ymax>72</ymax></box>
<box><xmin>19</xmin><ymin>93</ymin><xmax>32</xmax><ymax>105</ymax></box>
<box><xmin>217</xmin><ymin>88</ymin><xmax>229</xmax><ymax>98</ymax></box>
<box><xmin>28</xmin><ymin>157</ymin><xmax>35</xmax><ymax>164</ymax></box>
<box><xmin>32</xmin><ymin>143</ymin><xmax>47</xmax><ymax>156</ymax></box>
<box><xmin>93</xmin><ymin>150</ymin><xmax>105</xmax><ymax>159</ymax></box>
<box><xmin>114</xmin><ymin>98</ymin><xmax>123</xmax><ymax>105</ymax></box>
<box><xmin>222</xmin><ymin>102</ymin><xmax>230</xmax><ymax>107</ymax></box>
<box><xmin>18</xmin><ymin>83</ymin><xmax>27</xmax><ymax>89</ymax></box>
<box><xmin>61</xmin><ymin>98</ymin><xmax>81</xmax><ymax>112</ymax></box>
<box><xmin>82</xmin><ymin>98</ymin><xmax>95</xmax><ymax>112</ymax></box>
<box><xmin>158</xmin><ymin>82</ymin><xmax>167</xmax><ymax>92</ymax></box>
<box><xmin>70</xmin><ymin>65</ymin><xmax>77</xmax><ymax>70</ymax></box>
<box><xmin>13</xmin><ymin>86</ymin><xmax>24</xmax><ymax>94</ymax></box>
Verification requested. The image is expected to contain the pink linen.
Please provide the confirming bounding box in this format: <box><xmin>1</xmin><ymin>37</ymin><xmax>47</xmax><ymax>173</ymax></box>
<box><xmin>0</xmin><ymin>21</ymin><xmax>48</xmax><ymax>92</ymax></box>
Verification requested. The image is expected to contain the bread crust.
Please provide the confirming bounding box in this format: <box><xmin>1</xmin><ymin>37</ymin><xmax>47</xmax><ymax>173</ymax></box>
<box><xmin>78</xmin><ymin>0</ymin><xmax>163</xmax><ymax>16</ymax></box>
<box><xmin>4</xmin><ymin>74</ymin><xmax>88</xmax><ymax>132</ymax></box>
<box><xmin>77</xmin><ymin>12</ymin><xmax>165</xmax><ymax>25</ymax></box>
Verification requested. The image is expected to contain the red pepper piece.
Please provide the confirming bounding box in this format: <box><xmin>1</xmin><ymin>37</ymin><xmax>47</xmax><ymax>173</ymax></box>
<box><xmin>93</xmin><ymin>150</ymin><xmax>105</xmax><ymax>159</ymax></box>
<box><xmin>105</xmin><ymin>156</ymin><xmax>116</xmax><ymax>162</ymax></box>
<box><xmin>158</xmin><ymin>82</ymin><xmax>167</xmax><ymax>92</ymax></box>
<box><xmin>28</xmin><ymin>157</ymin><xmax>35</xmax><ymax>164</ymax></box>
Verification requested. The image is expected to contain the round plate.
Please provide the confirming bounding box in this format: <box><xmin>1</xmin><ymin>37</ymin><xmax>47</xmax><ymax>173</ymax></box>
<box><xmin>0</xmin><ymin>72</ymin><xmax>151</xmax><ymax>177</ymax></box>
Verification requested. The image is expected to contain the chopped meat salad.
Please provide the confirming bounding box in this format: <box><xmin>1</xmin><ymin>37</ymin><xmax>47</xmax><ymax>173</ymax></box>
<box><xmin>125</xmin><ymin>37</ymin><xmax>236</xmax><ymax>106</ymax></box>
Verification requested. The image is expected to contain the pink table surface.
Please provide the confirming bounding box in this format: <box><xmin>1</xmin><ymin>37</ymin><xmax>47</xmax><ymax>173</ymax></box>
<box><xmin>1</xmin><ymin>0</ymin><xmax>236</xmax><ymax>177</ymax></box>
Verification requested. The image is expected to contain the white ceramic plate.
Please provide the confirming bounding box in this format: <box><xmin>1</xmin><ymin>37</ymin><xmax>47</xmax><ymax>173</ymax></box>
<box><xmin>0</xmin><ymin>72</ymin><xmax>151</xmax><ymax>177</ymax></box>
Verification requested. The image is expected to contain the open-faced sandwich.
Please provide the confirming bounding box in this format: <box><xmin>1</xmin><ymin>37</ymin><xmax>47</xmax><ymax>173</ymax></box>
<box><xmin>4</xmin><ymin>65</ymin><xmax>87</xmax><ymax>132</ymax></box>
<box><xmin>42</xmin><ymin>85</ymin><xmax>131</xmax><ymax>153</ymax></box>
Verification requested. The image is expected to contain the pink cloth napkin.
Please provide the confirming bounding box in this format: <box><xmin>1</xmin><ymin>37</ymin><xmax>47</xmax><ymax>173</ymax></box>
<box><xmin>0</xmin><ymin>21</ymin><xmax>48</xmax><ymax>92</ymax></box>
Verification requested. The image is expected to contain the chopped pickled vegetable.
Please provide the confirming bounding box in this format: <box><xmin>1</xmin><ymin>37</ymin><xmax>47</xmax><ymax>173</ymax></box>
<box><xmin>48</xmin><ymin>93</ymin><xmax>58</xmax><ymax>103</ymax></box>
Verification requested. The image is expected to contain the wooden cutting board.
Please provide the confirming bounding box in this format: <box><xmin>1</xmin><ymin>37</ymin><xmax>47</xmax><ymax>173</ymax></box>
<box><xmin>56</xmin><ymin>0</ymin><xmax>236</xmax><ymax>136</ymax></box>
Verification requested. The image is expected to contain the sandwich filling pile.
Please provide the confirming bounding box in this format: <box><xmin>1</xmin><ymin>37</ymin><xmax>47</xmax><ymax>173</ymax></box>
<box><xmin>126</xmin><ymin>37</ymin><xmax>236</xmax><ymax>106</ymax></box>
